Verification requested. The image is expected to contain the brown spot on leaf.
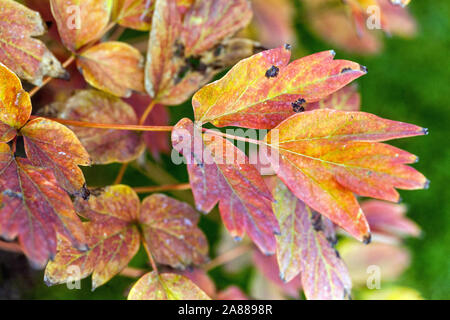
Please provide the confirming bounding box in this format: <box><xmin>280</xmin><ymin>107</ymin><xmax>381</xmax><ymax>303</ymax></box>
<box><xmin>265</xmin><ymin>65</ymin><xmax>279</xmax><ymax>78</ymax></box>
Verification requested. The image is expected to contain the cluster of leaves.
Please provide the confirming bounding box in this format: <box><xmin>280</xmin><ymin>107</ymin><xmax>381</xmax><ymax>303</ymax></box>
<box><xmin>0</xmin><ymin>0</ymin><xmax>428</xmax><ymax>300</ymax></box>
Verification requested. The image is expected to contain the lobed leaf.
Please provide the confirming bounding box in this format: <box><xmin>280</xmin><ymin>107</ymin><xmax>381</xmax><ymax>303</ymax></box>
<box><xmin>264</xmin><ymin>109</ymin><xmax>428</xmax><ymax>241</ymax></box>
<box><xmin>181</xmin><ymin>0</ymin><xmax>253</xmax><ymax>56</ymax></box>
<box><xmin>0</xmin><ymin>143</ymin><xmax>86</xmax><ymax>268</ymax></box>
<box><xmin>112</xmin><ymin>0</ymin><xmax>154</xmax><ymax>31</ymax></box>
<box><xmin>45</xmin><ymin>185</ymin><xmax>141</xmax><ymax>289</ymax></box>
<box><xmin>171</xmin><ymin>118</ymin><xmax>279</xmax><ymax>254</ymax></box>
<box><xmin>140</xmin><ymin>193</ymin><xmax>209</xmax><ymax>268</ymax></box>
<box><xmin>50</xmin><ymin>0</ymin><xmax>112</xmax><ymax>51</ymax></box>
<box><xmin>128</xmin><ymin>272</ymin><xmax>211</xmax><ymax>300</ymax></box>
<box><xmin>269</xmin><ymin>177</ymin><xmax>352</xmax><ymax>300</ymax></box>
<box><xmin>52</xmin><ymin>90</ymin><xmax>145</xmax><ymax>165</ymax></box>
<box><xmin>0</xmin><ymin>63</ymin><xmax>31</xmax><ymax>142</ymax></box>
<box><xmin>77</xmin><ymin>41</ymin><xmax>145</xmax><ymax>97</ymax></box>
<box><xmin>21</xmin><ymin>117</ymin><xmax>91</xmax><ymax>196</ymax></box>
<box><xmin>0</xmin><ymin>0</ymin><xmax>67</xmax><ymax>85</ymax></box>
<box><xmin>193</xmin><ymin>47</ymin><xmax>367</xmax><ymax>129</ymax></box>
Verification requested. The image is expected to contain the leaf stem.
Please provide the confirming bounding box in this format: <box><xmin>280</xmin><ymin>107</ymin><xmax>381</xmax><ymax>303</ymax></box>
<box><xmin>203</xmin><ymin>244</ymin><xmax>252</xmax><ymax>271</ymax></box>
<box><xmin>142</xmin><ymin>238</ymin><xmax>159</xmax><ymax>275</ymax></box>
<box><xmin>114</xmin><ymin>163</ymin><xmax>129</xmax><ymax>185</ymax></box>
<box><xmin>139</xmin><ymin>100</ymin><xmax>157</xmax><ymax>125</ymax></box>
<box><xmin>31</xmin><ymin>116</ymin><xmax>174</xmax><ymax>132</ymax></box>
<box><xmin>29</xmin><ymin>55</ymin><xmax>76</xmax><ymax>98</ymax></box>
<box><xmin>120</xmin><ymin>266</ymin><xmax>147</xmax><ymax>278</ymax></box>
<box><xmin>202</xmin><ymin>128</ymin><xmax>264</xmax><ymax>146</ymax></box>
<box><xmin>133</xmin><ymin>183</ymin><xmax>191</xmax><ymax>194</ymax></box>
<box><xmin>0</xmin><ymin>240</ymin><xmax>22</xmax><ymax>253</ymax></box>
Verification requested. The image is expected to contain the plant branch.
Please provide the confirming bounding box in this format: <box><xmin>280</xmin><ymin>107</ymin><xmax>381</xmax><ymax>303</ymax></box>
<box><xmin>203</xmin><ymin>244</ymin><xmax>252</xmax><ymax>271</ymax></box>
<box><xmin>114</xmin><ymin>163</ymin><xmax>129</xmax><ymax>185</ymax></box>
<box><xmin>31</xmin><ymin>116</ymin><xmax>174</xmax><ymax>132</ymax></box>
<box><xmin>142</xmin><ymin>237</ymin><xmax>159</xmax><ymax>275</ymax></box>
<box><xmin>120</xmin><ymin>266</ymin><xmax>147</xmax><ymax>278</ymax></box>
<box><xmin>0</xmin><ymin>240</ymin><xmax>22</xmax><ymax>253</ymax></box>
<box><xmin>133</xmin><ymin>183</ymin><xmax>191</xmax><ymax>194</ymax></box>
<box><xmin>139</xmin><ymin>101</ymin><xmax>157</xmax><ymax>125</ymax></box>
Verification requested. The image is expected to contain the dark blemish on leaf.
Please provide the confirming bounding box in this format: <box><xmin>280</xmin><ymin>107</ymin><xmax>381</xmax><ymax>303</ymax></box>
<box><xmin>327</xmin><ymin>235</ymin><xmax>338</xmax><ymax>246</ymax></box>
<box><xmin>175</xmin><ymin>65</ymin><xmax>190</xmax><ymax>84</ymax></box>
<box><xmin>79</xmin><ymin>184</ymin><xmax>90</xmax><ymax>200</ymax></box>
<box><xmin>45</xmin><ymin>21</ymin><xmax>53</xmax><ymax>29</ymax></box>
<box><xmin>234</xmin><ymin>236</ymin><xmax>242</xmax><ymax>242</ymax></box>
<box><xmin>363</xmin><ymin>233</ymin><xmax>372</xmax><ymax>245</ymax></box>
<box><xmin>265</xmin><ymin>65</ymin><xmax>279</xmax><ymax>78</ymax></box>
<box><xmin>284</xmin><ymin>43</ymin><xmax>291</xmax><ymax>51</ymax></box>
<box><xmin>292</xmin><ymin>98</ymin><xmax>306</xmax><ymax>113</ymax></box>
<box><xmin>360</xmin><ymin>65</ymin><xmax>368</xmax><ymax>73</ymax></box>
<box><xmin>213</xmin><ymin>44</ymin><xmax>224</xmax><ymax>57</ymax></box>
<box><xmin>174</xmin><ymin>41</ymin><xmax>185</xmax><ymax>57</ymax></box>
<box><xmin>274</xmin><ymin>230</ymin><xmax>281</xmax><ymax>236</ymax></box>
<box><xmin>311</xmin><ymin>211</ymin><xmax>323</xmax><ymax>231</ymax></box>
<box><xmin>334</xmin><ymin>248</ymin><xmax>341</xmax><ymax>259</ymax></box>
<box><xmin>422</xmin><ymin>128</ymin><xmax>429</xmax><ymax>135</ymax></box>
<box><xmin>60</xmin><ymin>70</ymin><xmax>71</xmax><ymax>81</ymax></box>
<box><xmin>341</xmin><ymin>67</ymin><xmax>353</xmax><ymax>73</ymax></box>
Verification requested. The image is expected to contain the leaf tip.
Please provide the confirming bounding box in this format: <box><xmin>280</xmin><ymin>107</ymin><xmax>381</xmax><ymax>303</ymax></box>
<box><xmin>359</xmin><ymin>64</ymin><xmax>368</xmax><ymax>73</ymax></box>
<box><xmin>329</xmin><ymin>49</ymin><xmax>336</xmax><ymax>57</ymax></box>
<box><xmin>422</xmin><ymin>128</ymin><xmax>429</xmax><ymax>135</ymax></box>
<box><xmin>362</xmin><ymin>233</ymin><xmax>372</xmax><ymax>245</ymax></box>
<box><xmin>284</xmin><ymin>43</ymin><xmax>292</xmax><ymax>51</ymax></box>
<box><xmin>423</xmin><ymin>179</ymin><xmax>431</xmax><ymax>190</ymax></box>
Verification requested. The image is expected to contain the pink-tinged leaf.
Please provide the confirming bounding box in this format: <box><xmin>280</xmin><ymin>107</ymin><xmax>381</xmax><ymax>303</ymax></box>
<box><xmin>193</xmin><ymin>47</ymin><xmax>367</xmax><ymax>129</ymax></box>
<box><xmin>171</xmin><ymin>118</ymin><xmax>279</xmax><ymax>254</ymax></box>
<box><xmin>339</xmin><ymin>240</ymin><xmax>410</xmax><ymax>286</ymax></box>
<box><xmin>145</xmin><ymin>0</ymin><xmax>182</xmax><ymax>99</ymax></box>
<box><xmin>112</xmin><ymin>0</ymin><xmax>154</xmax><ymax>31</ymax></box>
<box><xmin>216</xmin><ymin>286</ymin><xmax>249</xmax><ymax>300</ymax></box>
<box><xmin>128</xmin><ymin>272</ymin><xmax>211</xmax><ymax>300</ymax></box>
<box><xmin>50</xmin><ymin>0</ymin><xmax>112</xmax><ymax>51</ymax></box>
<box><xmin>252</xmin><ymin>249</ymin><xmax>301</xmax><ymax>298</ymax></box>
<box><xmin>306</xmin><ymin>84</ymin><xmax>361</xmax><ymax>111</ymax></box>
<box><xmin>77</xmin><ymin>41</ymin><xmax>145</xmax><ymax>97</ymax></box>
<box><xmin>45</xmin><ymin>185</ymin><xmax>141</xmax><ymax>289</ymax></box>
<box><xmin>178</xmin><ymin>268</ymin><xmax>217</xmax><ymax>298</ymax></box>
<box><xmin>0</xmin><ymin>143</ymin><xmax>86</xmax><ymax>268</ymax></box>
<box><xmin>182</xmin><ymin>0</ymin><xmax>253</xmax><ymax>56</ymax></box>
<box><xmin>378</xmin><ymin>0</ymin><xmax>416</xmax><ymax>37</ymax></box>
<box><xmin>361</xmin><ymin>200</ymin><xmax>421</xmax><ymax>238</ymax></box>
<box><xmin>20</xmin><ymin>117</ymin><xmax>91</xmax><ymax>196</ymax></box>
<box><xmin>264</xmin><ymin>109</ymin><xmax>428</xmax><ymax>241</ymax></box>
<box><xmin>0</xmin><ymin>0</ymin><xmax>67</xmax><ymax>85</ymax></box>
<box><xmin>140</xmin><ymin>193</ymin><xmax>209</xmax><ymax>268</ymax></box>
<box><xmin>0</xmin><ymin>63</ymin><xmax>31</xmax><ymax>142</ymax></box>
<box><xmin>125</xmin><ymin>93</ymin><xmax>170</xmax><ymax>159</ymax></box>
<box><xmin>51</xmin><ymin>90</ymin><xmax>145</xmax><ymax>165</ymax></box>
<box><xmin>303</xmin><ymin>0</ymin><xmax>382</xmax><ymax>55</ymax></box>
<box><xmin>268</xmin><ymin>177</ymin><xmax>352</xmax><ymax>300</ymax></box>
<box><xmin>250</xmin><ymin>0</ymin><xmax>296</xmax><ymax>48</ymax></box>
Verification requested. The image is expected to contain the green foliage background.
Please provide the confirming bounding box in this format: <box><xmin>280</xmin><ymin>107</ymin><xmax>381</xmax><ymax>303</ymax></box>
<box><xmin>0</xmin><ymin>0</ymin><xmax>448</xmax><ymax>300</ymax></box>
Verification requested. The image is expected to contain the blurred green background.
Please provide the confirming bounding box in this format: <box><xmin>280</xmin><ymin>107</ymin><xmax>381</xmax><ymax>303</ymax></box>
<box><xmin>0</xmin><ymin>0</ymin><xmax>449</xmax><ymax>300</ymax></box>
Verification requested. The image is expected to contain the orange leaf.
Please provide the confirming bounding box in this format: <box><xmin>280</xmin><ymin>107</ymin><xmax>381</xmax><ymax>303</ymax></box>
<box><xmin>171</xmin><ymin>118</ymin><xmax>279</xmax><ymax>254</ymax></box>
<box><xmin>21</xmin><ymin>117</ymin><xmax>91</xmax><ymax>196</ymax></box>
<box><xmin>112</xmin><ymin>0</ymin><xmax>154</xmax><ymax>31</ymax></box>
<box><xmin>182</xmin><ymin>0</ymin><xmax>253</xmax><ymax>56</ymax></box>
<box><xmin>0</xmin><ymin>0</ymin><xmax>67</xmax><ymax>85</ymax></box>
<box><xmin>45</xmin><ymin>185</ymin><xmax>141</xmax><ymax>289</ymax></box>
<box><xmin>264</xmin><ymin>109</ymin><xmax>428</xmax><ymax>241</ymax></box>
<box><xmin>77</xmin><ymin>41</ymin><xmax>145</xmax><ymax>97</ymax></box>
<box><xmin>269</xmin><ymin>177</ymin><xmax>352</xmax><ymax>300</ymax></box>
<box><xmin>0</xmin><ymin>143</ymin><xmax>86</xmax><ymax>268</ymax></box>
<box><xmin>140</xmin><ymin>193</ymin><xmax>209</xmax><ymax>268</ymax></box>
<box><xmin>193</xmin><ymin>47</ymin><xmax>367</xmax><ymax>129</ymax></box>
<box><xmin>50</xmin><ymin>0</ymin><xmax>112</xmax><ymax>51</ymax></box>
<box><xmin>128</xmin><ymin>272</ymin><xmax>211</xmax><ymax>300</ymax></box>
<box><xmin>51</xmin><ymin>90</ymin><xmax>145</xmax><ymax>164</ymax></box>
<box><xmin>0</xmin><ymin>63</ymin><xmax>31</xmax><ymax>142</ymax></box>
<box><xmin>306</xmin><ymin>84</ymin><xmax>361</xmax><ymax>111</ymax></box>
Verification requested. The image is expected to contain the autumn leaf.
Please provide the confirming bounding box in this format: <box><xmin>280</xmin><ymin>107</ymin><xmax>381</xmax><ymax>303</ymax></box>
<box><xmin>171</xmin><ymin>118</ymin><xmax>279</xmax><ymax>254</ymax></box>
<box><xmin>268</xmin><ymin>177</ymin><xmax>352</xmax><ymax>300</ymax></box>
<box><xmin>182</xmin><ymin>0</ymin><xmax>253</xmax><ymax>56</ymax></box>
<box><xmin>361</xmin><ymin>199</ymin><xmax>421</xmax><ymax>238</ymax></box>
<box><xmin>306</xmin><ymin>84</ymin><xmax>361</xmax><ymax>111</ymax></box>
<box><xmin>50</xmin><ymin>90</ymin><xmax>145</xmax><ymax>164</ymax></box>
<box><xmin>45</xmin><ymin>185</ymin><xmax>141</xmax><ymax>289</ymax></box>
<box><xmin>140</xmin><ymin>193</ymin><xmax>209</xmax><ymax>268</ymax></box>
<box><xmin>50</xmin><ymin>0</ymin><xmax>112</xmax><ymax>52</ymax></box>
<box><xmin>0</xmin><ymin>143</ymin><xmax>86</xmax><ymax>268</ymax></box>
<box><xmin>128</xmin><ymin>272</ymin><xmax>211</xmax><ymax>300</ymax></box>
<box><xmin>264</xmin><ymin>109</ymin><xmax>428</xmax><ymax>241</ymax></box>
<box><xmin>193</xmin><ymin>47</ymin><xmax>367</xmax><ymax>129</ymax></box>
<box><xmin>112</xmin><ymin>0</ymin><xmax>154</xmax><ymax>31</ymax></box>
<box><xmin>77</xmin><ymin>41</ymin><xmax>145</xmax><ymax>97</ymax></box>
<box><xmin>145</xmin><ymin>0</ymin><xmax>257</xmax><ymax>105</ymax></box>
<box><xmin>45</xmin><ymin>185</ymin><xmax>208</xmax><ymax>289</ymax></box>
<box><xmin>0</xmin><ymin>63</ymin><xmax>90</xmax><ymax>195</ymax></box>
<box><xmin>0</xmin><ymin>0</ymin><xmax>67</xmax><ymax>85</ymax></box>
<box><xmin>0</xmin><ymin>63</ymin><xmax>32</xmax><ymax>142</ymax></box>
